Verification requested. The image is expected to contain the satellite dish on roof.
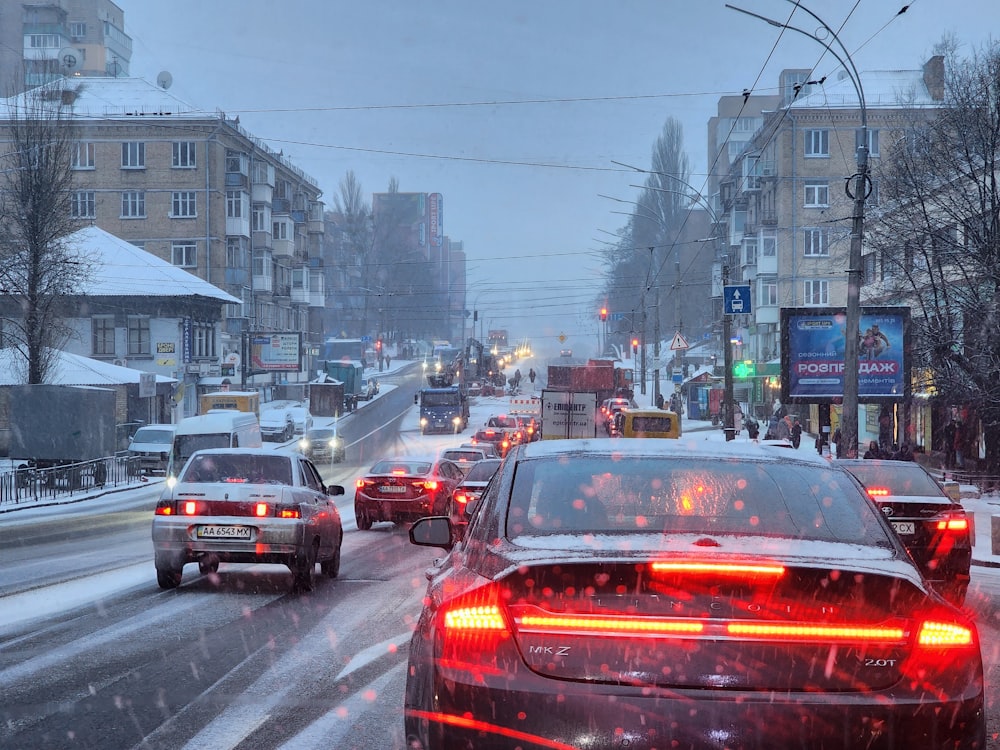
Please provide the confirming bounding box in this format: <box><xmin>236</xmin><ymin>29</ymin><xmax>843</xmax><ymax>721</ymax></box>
<box><xmin>58</xmin><ymin>48</ymin><xmax>82</xmax><ymax>75</ymax></box>
<box><xmin>156</xmin><ymin>71</ymin><xmax>173</xmax><ymax>90</ymax></box>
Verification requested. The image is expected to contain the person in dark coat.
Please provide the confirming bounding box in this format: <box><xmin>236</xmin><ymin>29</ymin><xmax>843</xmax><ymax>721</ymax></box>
<box><xmin>943</xmin><ymin>420</ymin><xmax>957</xmax><ymax>469</ymax></box>
<box><xmin>863</xmin><ymin>440</ymin><xmax>882</xmax><ymax>459</ymax></box>
<box><xmin>790</xmin><ymin>418</ymin><xmax>802</xmax><ymax>449</ymax></box>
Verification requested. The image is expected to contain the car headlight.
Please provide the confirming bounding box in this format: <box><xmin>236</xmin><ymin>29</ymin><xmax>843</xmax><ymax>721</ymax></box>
<box><xmin>328</xmin><ymin>437</ymin><xmax>341</xmax><ymax>448</ymax></box>
<box><xmin>298</xmin><ymin>438</ymin><xmax>309</xmax><ymax>451</ymax></box>
<box><xmin>420</xmin><ymin>417</ymin><xmax>428</xmax><ymax>426</ymax></box>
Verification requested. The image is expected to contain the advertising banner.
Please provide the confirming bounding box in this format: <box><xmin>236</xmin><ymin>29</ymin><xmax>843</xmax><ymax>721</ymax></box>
<box><xmin>780</xmin><ymin>307</ymin><xmax>909</xmax><ymax>402</ymax></box>
<box><xmin>251</xmin><ymin>333</ymin><xmax>302</xmax><ymax>372</ymax></box>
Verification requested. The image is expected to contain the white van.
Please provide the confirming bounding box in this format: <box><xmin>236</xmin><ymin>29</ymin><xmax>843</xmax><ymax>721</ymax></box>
<box><xmin>168</xmin><ymin>411</ymin><xmax>262</xmax><ymax>477</ymax></box>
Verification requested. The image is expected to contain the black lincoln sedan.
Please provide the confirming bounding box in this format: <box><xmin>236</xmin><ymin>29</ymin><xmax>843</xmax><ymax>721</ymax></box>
<box><xmin>404</xmin><ymin>438</ymin><xmax>984</xmax><ymax>750</ymax></box>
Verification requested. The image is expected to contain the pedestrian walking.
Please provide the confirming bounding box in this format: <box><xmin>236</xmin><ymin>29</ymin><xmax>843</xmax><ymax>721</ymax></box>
<box><xmin>655</xmin><ymin>392</ymin><xmax>665</xmax><ymax>410</ymax></box>
<box><xmin>943</xmin><ymin>419</ymin><xmax>957</xmax><ymax>469</ymax></box>
<box><xmin>790</xmin><ymin>417</ymin><xmax>802</xmax><ymax>449</ymax></box>
<box><xmin>528</xmin><ymin>368</ymin><xmax>536</xmax><ymax>384</ymax></box>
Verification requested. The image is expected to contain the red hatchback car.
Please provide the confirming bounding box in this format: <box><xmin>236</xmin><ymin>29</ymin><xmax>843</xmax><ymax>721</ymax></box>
<box><xmin>354</xmin><ymin>455</ymin><xmax>465</xmax><ymax>529</ymax></box>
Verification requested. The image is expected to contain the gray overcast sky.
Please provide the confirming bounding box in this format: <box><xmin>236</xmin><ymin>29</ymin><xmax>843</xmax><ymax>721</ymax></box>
<box><xmin>121</xmin><ymin>0</ymin><xmax>995</xmax><ymax>356</ymax></box>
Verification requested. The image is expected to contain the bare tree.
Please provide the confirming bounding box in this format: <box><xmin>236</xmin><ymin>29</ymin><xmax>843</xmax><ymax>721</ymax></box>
<box><xmin>867</xmin><ymin>42</ymin><xmax>1000</xmax><ymax>472</ymax></box>
<box><xmin>0</xmin><ymin>85</ymin><xmax>92</xmax><ymax>383</ymax></box>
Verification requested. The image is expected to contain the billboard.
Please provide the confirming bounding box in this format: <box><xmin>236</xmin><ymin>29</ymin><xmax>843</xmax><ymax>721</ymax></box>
<box><xmin>780</xmin><ymin>307</ymin><xmax>910</xmax><ymax>402</ymax></box>
<box><xmin>251</xmin><ymin>333</ymin><xmax>302</xmax><ymax>372</ymax></box>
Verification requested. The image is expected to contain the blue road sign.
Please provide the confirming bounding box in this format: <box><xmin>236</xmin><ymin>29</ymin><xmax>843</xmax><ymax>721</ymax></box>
<box><xmin>361</xmin><ymin>335</ymin><xmax>372</xmax><ymax>342</ymax></box>
<box><xmin>609</xmin><ymin>312</ymin><xmax>626</xmax><ymax>321</ymax></box>
<box><xmin>723</xmin><ymin>284</ymin><xmax>752</xmax><ymax>315</ymax></box>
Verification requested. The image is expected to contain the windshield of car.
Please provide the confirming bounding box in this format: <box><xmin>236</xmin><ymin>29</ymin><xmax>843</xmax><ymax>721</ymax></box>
<box><xmin>420</xmin><ymin>392</ymin><xmax>459</xmax><ymax>406</ymax></box>
<box><xmin>306</xmin><ymin>429</ymin><xmax>335</xmax><ymax>440</ymax></box>
<box><xmin>506</xmin><ymin>456</ymin><xmax>887</xmax><ymax>543</ymax></box>
<box><xmin>841</xmin><ymin>462</ymin><xmax>943</xmax><ymax>496</ymax></box>
<box><xmin>464</xmin><ymin>459</ymin><xmax>502</xmax><ymax>482</ymax></box>
<box><xmin>181</xmin><ymin>453</ymin><xmax>293</xmax><ymax>485</ymax></box>
<box><xmin>370</xmin><ymin>460</ymin><xmax>433</xmax><ymax>476</ymax></box>
<box><xmin>442</xmin><ymin>450</ymin><xmax>484</xmax><ymax>463</ymax></box>
<box><xmin>130</xmin><ymin>428</ymin><xmax>173</xmax><ymax>444</ymax></box>
<box><xmin>174</xmin><ymin>433</ymin><xmax>232</xmax><ymax>464</ymax></box>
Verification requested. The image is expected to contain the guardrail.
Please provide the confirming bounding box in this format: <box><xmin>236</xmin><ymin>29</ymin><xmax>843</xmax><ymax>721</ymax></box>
<box><xmin>0</xmin><ymin>455</ymin><xmax>146</xmax><ymax>509</ymax></box>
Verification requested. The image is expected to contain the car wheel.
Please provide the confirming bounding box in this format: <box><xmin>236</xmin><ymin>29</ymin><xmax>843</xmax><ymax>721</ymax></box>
<box><xmin>292</xmin><ymin>541</ymin><xmax>318</xmax><ymax>592</ymax></box>
<box><xmin>355</xmin><ymin>505</ymin><xmax>372</xmax><ymax>530</ymax></box>
<box><xmin>198</xmin><ymin>556</ymin><xmax>219</xmax><ymax>575</ymax></box>
<box><xmin>321</xmin><ymin>537</ymin><xmax>341</xmax><ymax>578</ymax></box>
<box><xmin>156</xmin><ymin>566</ymin><xmax>182</xmax><ymax>589</ymax></box>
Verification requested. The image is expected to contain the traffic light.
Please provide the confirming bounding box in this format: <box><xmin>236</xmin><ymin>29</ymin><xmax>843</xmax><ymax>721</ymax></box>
<box><xmin>375</xmin><ymin>339</ymin><xmax>382</xmax><ymax>353</ymax></box>
<box><xmin>600</xmin><ymin>307</ymin><xmax>608</xmax><ymax>322</ymax></box>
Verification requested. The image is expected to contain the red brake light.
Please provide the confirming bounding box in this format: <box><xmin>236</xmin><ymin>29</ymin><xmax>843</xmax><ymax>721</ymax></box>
<box><xmin>418</xmin><ymin>480</ymin><xmax>438</xmax><ymax>491</ymax></box>
<box><xmin>650</xmin><ymin>561</ymin><xmax>786</xmax><ymax>578</ymax></box>
<box><xmin>183</xmin><ymin>500</ymin><xmax>199</xmax><ymax>515</ymax></box>
<box><xmin>936</xmin><ymin>517</ymin><xmax>969</xmax><ymax>532</ymax></box>
<box><xmin>867</xmin><ymin>487</ymin><xmax>890</xmax><ymax>497</ymax></box>
<box><xmin>254</xmin><ymin>502</ymin><xmax>269</xmax><ymax>517</ymax></box>
<box><xmin>916</xmin><ymin>620</ymin><xmax>974</xmax><ymax>647</ymax></box>
<box><xmin>392</xmin><ymin>469</ymin><xmax>406</xmax><ymax>475</ymax></box>
<box><xmin>454</xmin><ymin>492</ymin><xmax>470</xmax><ymax>505</ymax></box>
<box><xmin>356</xmin><ymin>478</ymin><xmax>366</xmax><ymax>488</ymax></box>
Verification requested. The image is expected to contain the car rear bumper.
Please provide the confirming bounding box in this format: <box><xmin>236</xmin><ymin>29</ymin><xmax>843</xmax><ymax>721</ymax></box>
<box><xmin>405</xmin><ymin>677</ymin><xmax>985</xmax><ymax>750</ymax></box>
<box><xmin>355</xmin><ymin>493</ymin><xmax>438</xmax><ymax>522</ymax></box>
<box><xmin>152</xmin><ymin>517</ymin><xmax>307</xmax><ymax>568</ymax></box>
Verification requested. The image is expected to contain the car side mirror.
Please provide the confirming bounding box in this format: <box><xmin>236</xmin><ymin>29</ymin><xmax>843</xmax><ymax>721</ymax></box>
<box><xmin>326</xmin><ymin>484</ymin><xmax>345</xmax><ymax>496</ymax></box>
<box><xmin>409</xmin><ymin>516</ymin><xmax>453</xmax><ymax>550</ymax></box>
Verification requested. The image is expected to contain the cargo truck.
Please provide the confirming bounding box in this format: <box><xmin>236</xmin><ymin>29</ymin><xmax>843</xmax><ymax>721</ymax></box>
<box><xmin>418</xmin><ymin>384</ymin><xmax>469</xmax><ymax>434</ymax></box>
<box><xmin>545</xmin><ymin>359</ymin><xmax>634</xmax><ymax>404</ymax></box>
<box><xmin>540</xmin><ymin>389</ymin><xmax>599</xmax><ymax>439</ymax></box>
<box><xmin>199</xmin><ymin>390</ymin><xmax>260</xmax><ymax>417</ymax></box>
<box><xmin>8</xmin><ymin>384</ymin><xmax>118</xmax><ymax>487</ymax></box>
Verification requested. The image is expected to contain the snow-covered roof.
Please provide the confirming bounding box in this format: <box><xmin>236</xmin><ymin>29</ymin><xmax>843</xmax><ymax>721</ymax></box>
<box><xmin>0</xmin><ymin>76</ymin><xmax>205</xmax><ymax>119</ymax></box>
<box><xmin>789</xmin><ymin>68</ymin><xmax>940</xmax><ymax>110</ymax></box>
<box><xmin>0</xmin><ymin>348</ymin><xmax>176</xmax><ymax>386</ymax></box>
<box><xmin>66</xmin><ymin>226</ymin><xmax>240</xmax><ymax>303</ymax></box>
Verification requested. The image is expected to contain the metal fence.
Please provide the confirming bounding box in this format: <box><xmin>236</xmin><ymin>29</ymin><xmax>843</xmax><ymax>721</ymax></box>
<box><xmin>0</xmin><ymin>455</ymin><xmax>146</xmax><ymax>509</ymax></box>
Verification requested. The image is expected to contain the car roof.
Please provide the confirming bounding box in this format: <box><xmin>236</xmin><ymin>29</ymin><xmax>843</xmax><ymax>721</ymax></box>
<box><xmin>189</xmin><ymin>447</ymin><xmax>298</xmax><ymax>459</ymax></box>
<box><xmin>512</xmin><ymin>436</ymin><xmax>833</xmax><ymax>467</ymax></box>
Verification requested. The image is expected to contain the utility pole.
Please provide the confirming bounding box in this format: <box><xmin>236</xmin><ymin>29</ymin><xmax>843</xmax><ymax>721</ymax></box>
<box><xmin>722</xmin><ymin>253</ymin><xmax>736</xmax><ymax>441</ymax></box>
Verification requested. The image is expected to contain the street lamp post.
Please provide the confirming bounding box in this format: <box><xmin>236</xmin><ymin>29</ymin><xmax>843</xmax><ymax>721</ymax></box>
<box><xmin>729</xmin><ymin>0</ymin><xmax>868</xmax><ymax>456</ymax></box>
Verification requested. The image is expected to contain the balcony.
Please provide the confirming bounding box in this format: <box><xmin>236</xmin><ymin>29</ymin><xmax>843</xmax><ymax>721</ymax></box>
<box><xmin>225</xmin><ymin>172</ymin><xmax>250</xmax><ymax>190</ymax></box>
<box><xmin>759</xmin><ymin>212</ymin><xmax>778</xmax><ymax>226</ymax></box>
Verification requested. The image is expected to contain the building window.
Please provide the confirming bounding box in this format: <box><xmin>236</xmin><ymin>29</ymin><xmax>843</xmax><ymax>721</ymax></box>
<box><xmin>71</xmin><ymin>191</ymin><xmax>95</xmax><ymax>219</ymax></box>
<box><xmin>192</xmin><ymin>321</ymin><xmax>216</xmax><ymax>358</ymax></box>
<box><xmin>742</xmin><ymin>237</ymin><xmax>757</xmax><ymax>266</ymax></box>
<box><xmin>92</xmin><ymin>316</ymin><xmax>115</xmax><ymax>356</ymax></box>
<box><xmin>758</xmin><ymin>275</ymin><xmax>778</xmax><ymax>306</ymax></box>
<box><xmin>121</xmin><ymin>191</ymin><xmax>145</xmax><ymax>218</ymax></box>
<box><xmin>857</xmin><ymin>128</ymin><xmax>880</xmax><ymax>158</ymax></box>
<box><xmin>127</xmin><ymin>316</ymin><xmax>151</xmax><ymax>356</ymax></box>
<box><xmin>171</xmin><ymin>191</ymin><xmax>197</xmax><ymax>218</ymax></box>
<box><xmin>862</xmin><ymin>253</ymin><xmax>878</xmax><ymax>285</ymax></box>
<box><xmin>226</xmin><ymin>190</ymin><xmax>244</xmax><ymax>218</ymax></box>
<box><xmin>71</xmin><ymin>142</ymin><xmax>95</xmax><ymax>169</ymax></box>
<box><xmin>803</xmin><ymin>279</ymin><xmax>829</xmax><ymax>306</ymax></box>
<box><xmin>804</xmin><ymin>181</ymin><xmax>829</xmax><ymax>207</ymax></box>
<box><xmin>803</xmin><ymin>228</ymin><xmax>829</xmax><ymax>256</ymax></box>
<box><xmin>28</xmin><ymin>34</ymin><xmax>60</xmax><ymax>48</ymax></box>
<box><xmin>761</xmin><ymin>231</ymin><xmax>777</xmax><ymax>257</ymax></box>
<box><xmin>69</xmin><ymin>22</ymin><xmax>86</xmax><ymax>39</ymax></box>
<box><xmin>273</xmin><ymin>220</ymin><xmax>289</xmax><ymax>240</ymax></box>
<box><xmin>805</xmin><ymin>129</ymin><xmax>829</xmax><ymax>157</ymax></box>
<box><xmin>227</xmin><ymin>237</ymin><xmax>248</xmax><ymax>268</ymax></box>
<box><xmin>172</xmin><ymin>141</ymin><xmax>197</xmax><ymax>168</ymax></box>
<box><xmin>252</xmin><ymin>204</ymin><xmax>269</xmax><ymax>232</ymax></box>
<box><xmin>171</xmin><ymin>242</ymin><xmax>197</xmax><ymax>268</ymax></box>
<box><xmin>121</xmin><ymin>142</ymin><xmax>145</xmax><ymax>169</ymax></box>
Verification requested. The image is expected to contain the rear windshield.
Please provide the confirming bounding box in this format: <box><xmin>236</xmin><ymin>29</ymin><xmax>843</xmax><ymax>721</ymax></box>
<box><xmin>132</xmin><ymin>428</ymin><xmax>173</xmax><ymax>444</ymax></box>
<box><xmin>443</xmin><ymin>450</ymin><xmax>484</xmax><ymax>462</ymax></box>
<box><xmin>841</xmin><ymin>462</ymin><xmax>943</xmax><ymax>496</ymax></box>
<box><xmin>465</xmin><ymin>459</ymin><xmax>502</xmax><ymax>482</ymax></box>
<box><xmin>370</xmin><ymin>460</ymin><xmax>432</xmax><ymax>475</ymax></box>
<box><xmin>630</xmin><ymin>415</ymin><xmax>675</xmax><ymax>433</ymax></box>
<box><xmin>507</xmin><ymin>456</ymin><xmax>886</xmax><ymax>544</ymax></box>
<box><xmin>181</xmin><ymin>453</ymin><xmax>293</xmax><ymax>485</ymax></box>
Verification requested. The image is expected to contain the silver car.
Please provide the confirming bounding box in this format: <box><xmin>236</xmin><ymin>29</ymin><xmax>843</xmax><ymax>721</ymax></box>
<box><xmin>152</xmin><ymin>448</ymin><xmax>344</xmax><ymax>592</ymax></box>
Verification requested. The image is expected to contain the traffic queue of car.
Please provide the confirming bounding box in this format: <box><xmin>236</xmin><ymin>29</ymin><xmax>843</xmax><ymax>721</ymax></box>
<box><xmin>149</xmin><ymin>378</ymin><xmax>987</xmax><ymax>748</ymax></box>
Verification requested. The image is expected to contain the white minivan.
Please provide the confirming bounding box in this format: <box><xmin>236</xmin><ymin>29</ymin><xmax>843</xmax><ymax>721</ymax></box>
<box><xmin>167</xmin><ymin>411</ymin><xmax>263</xmax><ymax>478</ymax></box>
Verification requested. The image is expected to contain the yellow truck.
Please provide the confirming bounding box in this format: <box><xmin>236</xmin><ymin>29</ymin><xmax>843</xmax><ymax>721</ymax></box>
<box><xmin>199</xmin><ymin>390</ymin><xmax>260</xmax><ymax>418</ymax></box>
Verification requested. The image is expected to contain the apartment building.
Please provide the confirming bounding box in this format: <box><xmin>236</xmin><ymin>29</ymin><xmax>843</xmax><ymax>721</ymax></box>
<box><xmin>715</xmin><ymin>58</ymin><xmax>945</xmax><ymax>370</ymax></box>
<box><xmin>0</xmin><ymin>75</ymin><xmax>325</xmax><ymax>389</ymax></box>
<box><xmin>0</xmin><ymin>0</ymin><xmax>132</xmax><ymax>94</ymax></box>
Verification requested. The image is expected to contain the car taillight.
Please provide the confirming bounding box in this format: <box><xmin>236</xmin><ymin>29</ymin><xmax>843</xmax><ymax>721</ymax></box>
<box><xmin>255</xmin><ymin>502</ymin><xmax>269</xmax><ymax>517</ymax></box>
<box><xmin>277</xmin><ymin>506</ymin><xmax>300</xmax><ymax>519</ymax></box>
<box><xmin>436</xmin><ymin>578</ymin><xmax>513</xmax><ymax>679</ymax></box>
<box><xmin>916</xmin><ymin>619</ymin><xmax>974</xmax><ymax>647</ymax></box>
<box><xmin>417</xmin><ymin>480</ymin><xmax>438</xmax><ymax>491</ymax></box>
<box><xmin>454</xmin><ymin>492</ymin><xmax>471</xmax><ymax>506</ymax></box>
<box><xmin>182</xmin><ymin>500</ymin><xmax>202</xmax><ymax>516</ymax></box>
<box><xmin>936</xmin><ymin>515</ymin><xmax>969</xmax><ymax>532</ymax></box>
<box><xmin>866</xmin><ymin>487</ymin><xmax>890</xmax><ymax>497</ymax></box>
<box><xmin>154</xmin><ymin>500</ymin><xmax>175</xmax><ymax>516</ymax></box>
